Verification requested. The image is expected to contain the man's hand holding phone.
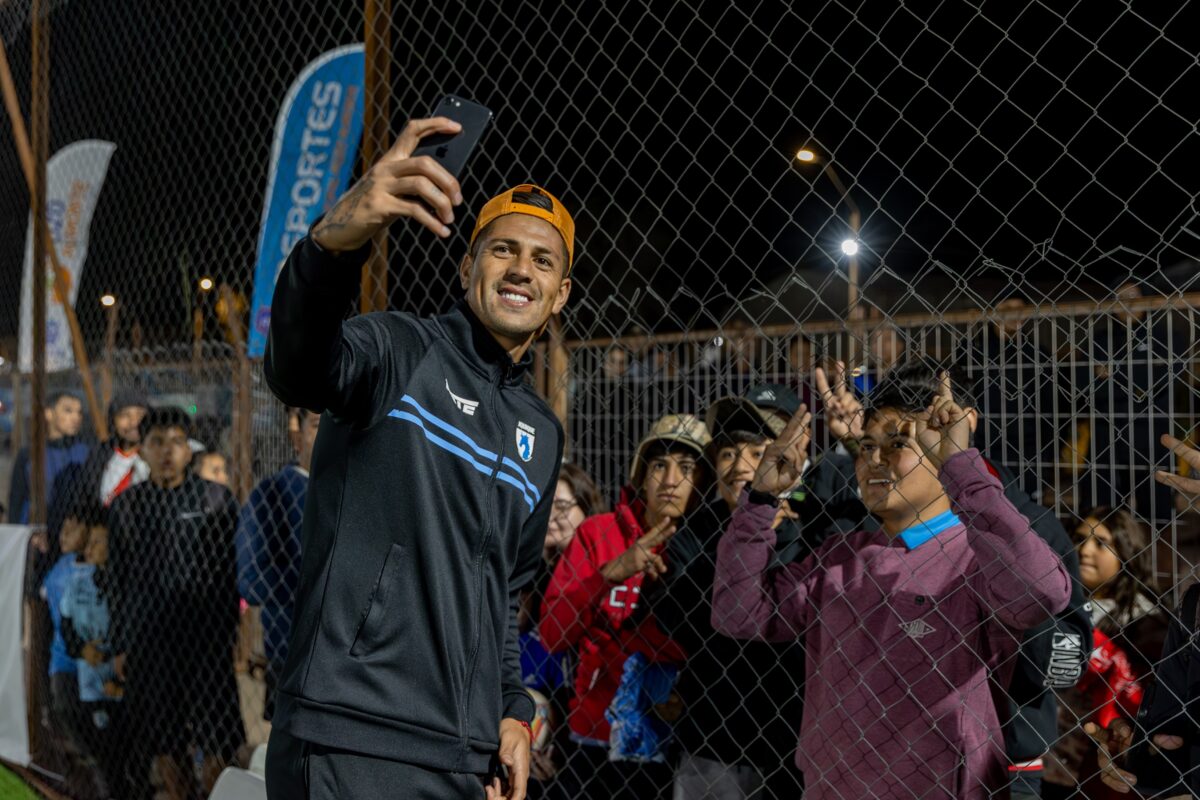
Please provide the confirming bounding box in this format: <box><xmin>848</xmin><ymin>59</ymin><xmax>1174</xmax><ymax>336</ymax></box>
<box><xmin>311</xmin><ymin>117</ymin><xmax>465</xmax><ymax>252</ymax></box>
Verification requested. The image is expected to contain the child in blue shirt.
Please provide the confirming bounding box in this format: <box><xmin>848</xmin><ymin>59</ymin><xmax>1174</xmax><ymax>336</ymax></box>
<box><xmin>60</xmin><ymin>518</ymin><xmax>127</xmax><ymax>799</ymax></box>
<box><xmin>40</xmin><ymin>506</ymin><xmax>91</xmax><ymax>747</ymax></box>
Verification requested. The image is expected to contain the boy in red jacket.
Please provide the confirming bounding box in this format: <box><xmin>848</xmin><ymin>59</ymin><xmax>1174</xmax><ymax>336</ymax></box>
<box><xmin>540</xmin><ymin>414</ymin><xmax>709</xmax><ymax>799</ymax></box>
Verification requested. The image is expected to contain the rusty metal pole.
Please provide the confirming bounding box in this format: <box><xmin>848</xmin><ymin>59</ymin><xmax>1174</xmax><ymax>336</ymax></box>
<box><xmin>0</xmin><ymin>35</ymin><xmax>108</xmax><ymax>441</ymax></box>
<box><xmin>220</xmin><ymin>284</ymin><xmax>253</xmax><ymax>502</ymax></box>
<box><xmin>25</xmin><ymin>0</ymin><xmax>50</xmax><ymax>764</ymax></box>
<box><xmin>548</xmin><ymin>315</ymin><xmax>569</xmax><ymax>455</ymax></box>
<box><xmin>101</xmin><ymin>300</ymin><xmax>118</xmax><ymax>410</ymax></box>
<box><xmin>10</xmin><ymin>371</ymin><xmax>21</xmax><ymax>459</ymax></box>
<box><xmin>847</xmin><ymin>207</ymin><xmax>862</xmax><ymax>368</ymax></box>
<box><xmin>360</xmin><ymin>0</ymin><xmax>391</xmax><ymax>313</ymax></box>
<box><xmin>29</xmin><ymin>0</ymin><xmax>49</xmax><ymax>530</ymax></box>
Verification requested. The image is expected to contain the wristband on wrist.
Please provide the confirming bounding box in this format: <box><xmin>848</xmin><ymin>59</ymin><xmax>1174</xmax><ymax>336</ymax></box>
<box><xmin>517</xmin><ymin>719</ymin><xmax>533</xmax><ymax>744</ymax></box>
<box><xmin>747</xmin><ymin>488</ymin><xmax>781</xmax><ymax>507</ymax></box>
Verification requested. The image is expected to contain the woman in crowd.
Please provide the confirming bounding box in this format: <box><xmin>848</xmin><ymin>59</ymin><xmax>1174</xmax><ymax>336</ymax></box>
<box><xmin>521</xmin><ymin>461</ymin><xmax>604</xmax><ymax>796</ymax></box>
<box><xmin>540</xmin><ymin>414</ymin><xmax>710</xmax><ymax>800</ymax></box>
<box><xmin>1044</xmin><ymin>507</ymin><xmax>1167</xmax><ymax>798</ymax></box>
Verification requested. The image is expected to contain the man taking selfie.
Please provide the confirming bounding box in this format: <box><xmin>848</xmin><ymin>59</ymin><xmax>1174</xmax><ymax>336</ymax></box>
<box><xmin>264</xmin><ymin>115</ymin><xmax>574</xmax><ymax>800</ymax></box>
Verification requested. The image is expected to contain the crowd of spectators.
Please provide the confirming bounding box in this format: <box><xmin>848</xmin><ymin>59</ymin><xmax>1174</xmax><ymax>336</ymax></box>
<box><xmin>7</xmin><ymin>288</ymin><xmax>1200</xmax><ymax>798</ymax></box>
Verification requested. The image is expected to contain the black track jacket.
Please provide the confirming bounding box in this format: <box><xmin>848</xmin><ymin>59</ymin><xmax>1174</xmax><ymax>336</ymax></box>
<box><xmin>265</xmin><ymin>236</ymin><xmax>562</xmax><ymax>774</ymax></box>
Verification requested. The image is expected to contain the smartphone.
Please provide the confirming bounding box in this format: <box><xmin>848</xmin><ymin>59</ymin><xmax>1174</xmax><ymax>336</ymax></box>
<box><xmin>411</xmin><ymin>95</ymin><xmax>493</xmax><ymax>178</ymax></box>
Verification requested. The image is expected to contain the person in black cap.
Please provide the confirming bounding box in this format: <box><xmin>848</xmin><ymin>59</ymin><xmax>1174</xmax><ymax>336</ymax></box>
<box><xmin>645</xmin><ymin>383</ymin><xmax>825</xmax><ymax>799</ymax></box>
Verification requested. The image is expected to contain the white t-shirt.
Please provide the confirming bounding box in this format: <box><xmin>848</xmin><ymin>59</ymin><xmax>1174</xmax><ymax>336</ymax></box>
<box><xmin>100</xmin><ymin>447</ymin><xmax>149</xmax><ymax>506</ymax></box>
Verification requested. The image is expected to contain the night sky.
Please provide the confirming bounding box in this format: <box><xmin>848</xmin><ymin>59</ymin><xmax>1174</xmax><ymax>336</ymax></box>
<box><xmin>0</xmin><ymin>0</ymin><xmax>1197</xmax><ymax>356</ymax></box>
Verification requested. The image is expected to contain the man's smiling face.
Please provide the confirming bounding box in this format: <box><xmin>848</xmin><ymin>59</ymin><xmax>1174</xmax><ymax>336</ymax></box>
<box><xmin>459</xmin><ymin>213</ymin><xmax>571</xmax><ymax>354</ymax></box>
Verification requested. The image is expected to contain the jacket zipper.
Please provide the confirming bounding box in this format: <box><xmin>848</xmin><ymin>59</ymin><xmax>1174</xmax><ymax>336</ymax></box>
<box><xmin>460</xmin><ymin>365</ymin><xmax>505</xmax><ymax>762</ymax></box>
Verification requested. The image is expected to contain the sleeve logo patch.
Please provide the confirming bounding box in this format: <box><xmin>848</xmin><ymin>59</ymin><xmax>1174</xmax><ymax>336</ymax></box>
<box><xmin>1044</xmin><ymin>632</ymin><xmax>1086</xmax><ymax>687</ymax></box>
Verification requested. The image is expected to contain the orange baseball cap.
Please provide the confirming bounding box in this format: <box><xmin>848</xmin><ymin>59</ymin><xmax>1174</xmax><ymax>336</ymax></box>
<box><xmin>469</xmin><ymin>184</ymin><xmax>576</xmax><ymax>274</ymax></box>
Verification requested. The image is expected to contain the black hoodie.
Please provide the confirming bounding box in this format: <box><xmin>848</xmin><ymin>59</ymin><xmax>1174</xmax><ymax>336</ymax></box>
<box><xmin>986</xmin><ymin>460</ymin><xmax>1092</xmax><ymax>767</ymax></box>
<box><xmin>264</xmin><ymin>236</ymin><xmax>562</xmax><ymax>775</ymax></box>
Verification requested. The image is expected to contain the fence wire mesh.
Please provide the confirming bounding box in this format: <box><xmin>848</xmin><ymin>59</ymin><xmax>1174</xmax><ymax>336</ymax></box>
<box><xmin>0</xmin><ymin>1</ymin><xmax>1199</xmax><ymax>798</ymax></box>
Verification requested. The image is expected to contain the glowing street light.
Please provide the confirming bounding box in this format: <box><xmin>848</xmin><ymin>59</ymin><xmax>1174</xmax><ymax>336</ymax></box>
<box><xmin>796</xmin><ymin>145</ymin><xmax>866</xmax><ymax>360</ymax></box>
<box><xmin>100</xmin><ymin>293</ymin><xmax>116</xmax><ymax>307</ymax></box>
<box><xmin>198</xmin><ymin>276</ymin><xmax>215</xmax><ymax>292</ymax></box>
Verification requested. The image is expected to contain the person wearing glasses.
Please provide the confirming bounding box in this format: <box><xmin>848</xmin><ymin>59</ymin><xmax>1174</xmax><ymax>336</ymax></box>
<box><xmin>521</xmin><ymin>462</ymin><xmax>604</xmax><ymax>795</ymax></box>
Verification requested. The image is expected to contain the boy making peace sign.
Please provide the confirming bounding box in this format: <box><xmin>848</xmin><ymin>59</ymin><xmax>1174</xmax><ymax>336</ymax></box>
<box><xmin>713</xmin><ymin>362</ymin><xmax>1072</xmax><ymax>799</ymax></box>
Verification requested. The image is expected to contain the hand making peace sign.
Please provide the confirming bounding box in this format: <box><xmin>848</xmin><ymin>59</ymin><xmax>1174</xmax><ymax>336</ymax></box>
<box><xmin>750</xmin><ymin>404</ymin><xmax>812</xmax><ymax>497</ymax></box>
<box><xmin>910</xmin><ymin>372</ymin><xmax>973</xmax><ymax>471</ymax></box>
<box><xmin>813</xmin><ymin>361</ymin><xmax>863</xmax><ymax>443</ymax></box>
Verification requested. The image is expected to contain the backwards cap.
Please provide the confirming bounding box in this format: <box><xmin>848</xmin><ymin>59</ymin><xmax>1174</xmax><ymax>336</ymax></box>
<box><xmin>469</xmin><ymin>184</ymin><xmax>576</xmax><ymax>274</ymax></box>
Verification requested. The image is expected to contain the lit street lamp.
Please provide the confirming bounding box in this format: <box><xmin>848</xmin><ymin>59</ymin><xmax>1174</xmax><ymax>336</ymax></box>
<box><xmin>797</xmin><ymin>146</ymin><xmax>866</xmax><ymax>367</ymax></box>
<box><xmin>100</xmin><ymin>293</ymin><xmax>116</xmax><ymax>307</ymax></box>
<box><xmin>796</xmin><ymin>147</ymin><xmax>862</xmax><ymax>320</ymax></box>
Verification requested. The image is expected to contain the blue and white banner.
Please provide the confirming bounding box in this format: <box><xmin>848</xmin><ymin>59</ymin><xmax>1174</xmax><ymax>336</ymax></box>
<box><xmin>247</xmin><ymin>44</ymin><xmax>365</xmax><ymax>358</ymax></box>
<box><xmin>19</xmin><ymin>140</ymin><xmax>116</xmax><ymax>373</ymax></box>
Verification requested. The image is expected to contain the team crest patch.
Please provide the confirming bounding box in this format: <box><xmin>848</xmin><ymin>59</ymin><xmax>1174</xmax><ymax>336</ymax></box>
<box><xmin>516</xmin><ymin>421</ymin><xmax>536</xmax><ymax>462</ymax></box>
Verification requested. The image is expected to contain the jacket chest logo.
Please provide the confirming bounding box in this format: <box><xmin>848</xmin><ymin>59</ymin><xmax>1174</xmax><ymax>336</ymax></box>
<box><xmin>900</xmin><ymin>619</ymin><xmax>936</xmax><ymax>639</ymax></box>
<box><xmin>516</xmin><ymin>421</ymin><xmax>536</xmax><ymax>462</ymax></box>
<box><xmin>446</xmin><ymin>379</ymin><xmax>480</xmax><ymax>416</ymax></box>
<box><xmin>607</xmin><ymin>584</ymin><xmax>640</xmax><ymax>609</ymax></box>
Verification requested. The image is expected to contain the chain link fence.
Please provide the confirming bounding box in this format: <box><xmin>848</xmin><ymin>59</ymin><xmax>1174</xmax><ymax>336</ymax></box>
<box><xmin>1</xmin><ymin>0</ymin><xmax>1199</xmax><ymax>798</ymax></box>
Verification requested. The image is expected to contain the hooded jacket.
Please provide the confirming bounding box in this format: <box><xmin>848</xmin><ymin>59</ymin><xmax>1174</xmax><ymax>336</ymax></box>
<box><xmin>986</xmin><ymin>460</ymin><xmax>1093</xmax><ymax>771</ymax></box>
<box><xmin>644</xmin><ymin>494</ymin><xmax>810</xmax><ymax>775</ymax></box>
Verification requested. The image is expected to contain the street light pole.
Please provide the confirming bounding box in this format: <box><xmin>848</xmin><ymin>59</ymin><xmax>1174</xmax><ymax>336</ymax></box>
<box><xmin>798</xmin><ymin>149</ymin><xmax>865</xmax><ymax>363</ymax></box>
<box><xmin>818</xmin><ymin>162</ymin><xmax>862</xmax><ymax>323</ymax></box>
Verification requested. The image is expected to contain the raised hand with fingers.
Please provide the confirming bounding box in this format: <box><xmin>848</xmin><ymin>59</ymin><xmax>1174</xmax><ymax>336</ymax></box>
<box><xmin>912</xmin><ymin>372</ymin><xmax>972</xmax><ymax>471</ymax></box>
<box><xmin>1157</xmin><ymin>433</ymin><xmax>1200</xmax><ymax>505</ymax></box>
<box><xmin>599</xmin><ymin>517</ymin><xmax>677</xmax><ymax>584</ymax></box>
<box><xmin>311</xmin><ymin>117</ymin><xmax>465</xmax><ymax>252</ymax></box>
<box><xmin>1085</xmin><ymin>720</ymin><xmax>1137</xmax><ymax>793</ymax></box>
<box><xmin>750</xmin><ymin>404</ymin><xmax>812</xmax><ymax>498</ymax></box>
<box><xmin>814</xmin><ymin>361</ymin><xmax>863</xmax><ymax>444</ymax></box>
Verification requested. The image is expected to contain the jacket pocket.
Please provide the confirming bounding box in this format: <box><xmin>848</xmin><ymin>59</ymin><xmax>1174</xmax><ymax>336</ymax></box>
<box><xmin>350</xmin><ymin>543</ymin><xmax>405</xmax><ymax>657</ymax></box>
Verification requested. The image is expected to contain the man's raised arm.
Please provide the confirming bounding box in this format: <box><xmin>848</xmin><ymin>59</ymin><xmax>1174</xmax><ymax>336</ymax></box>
<box><xmin>264</xmin><ymin>117</ymin><xmax>464</xmax><ymax>419</ymax></box>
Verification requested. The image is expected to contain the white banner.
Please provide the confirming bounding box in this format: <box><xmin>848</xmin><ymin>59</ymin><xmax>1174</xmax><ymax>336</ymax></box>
<box><xmin>18</xmin><ymin>140</ymin><xmax>117</xmax><ymax>373</ymax></box>
<box><xmin>0</xmin><ymin>525</ymin><xmax>32</xmax><ymax>767</ymax></box>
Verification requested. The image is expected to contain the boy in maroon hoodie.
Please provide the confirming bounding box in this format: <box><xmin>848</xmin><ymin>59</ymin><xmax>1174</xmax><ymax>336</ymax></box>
<box><xmin>713</xmin><ymin>364</ymin><xmax>1071</xmax><ymax>799</ymax></box>
<box><xmin>540</xmin><ymin>414</ymin><xmax>709</xmax><ymax>799</ymax></box>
